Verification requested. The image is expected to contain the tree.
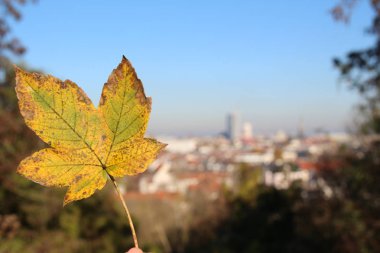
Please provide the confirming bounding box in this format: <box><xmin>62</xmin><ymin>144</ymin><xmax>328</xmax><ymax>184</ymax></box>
<box><xmin>332</xmin><ymin>0</ymin><xmax>380</xmax><ymax>134</ymax></box>
<box><xmin>0</xmin><ymin>0</ymin><xmax>35</xmax><ymax>59</ymax></box>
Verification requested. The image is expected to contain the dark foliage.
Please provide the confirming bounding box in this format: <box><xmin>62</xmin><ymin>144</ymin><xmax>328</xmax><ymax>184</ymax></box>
<box><xmin>0</xmin><ymin>0</ymin><xmax>35</xmax><ymax>60</ymax></box>
<box><xmin>333</xmin><ymin>0</ymin><xmax>380</xmax><ymax>134</ymax></box>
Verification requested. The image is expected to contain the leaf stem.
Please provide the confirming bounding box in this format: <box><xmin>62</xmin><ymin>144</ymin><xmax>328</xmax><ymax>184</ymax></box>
<box><xmin>109</xmin><ymin>174</ymin><xmax>139</xmax><ymax>249</ymax></box>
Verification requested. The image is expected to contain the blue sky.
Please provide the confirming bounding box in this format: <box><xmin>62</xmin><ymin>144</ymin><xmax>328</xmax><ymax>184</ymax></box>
<box><xmin>10</xmin><ymin>0</ymin><xmax>374</xmax><ymax>135</ymax></box>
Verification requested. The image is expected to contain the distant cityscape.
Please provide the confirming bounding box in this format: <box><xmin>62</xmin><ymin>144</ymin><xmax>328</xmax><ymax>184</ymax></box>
<box><xmin>124</xmin><ymin>112</ymin><xmax>355</xmax><ymax>201</ymax></box>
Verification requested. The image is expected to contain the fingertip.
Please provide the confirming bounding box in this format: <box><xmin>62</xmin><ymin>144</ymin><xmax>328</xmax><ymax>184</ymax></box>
<box><xmin>127</xmin><ymin>248</ymin><xmax>143</xmax><ymax>253</ymax></box>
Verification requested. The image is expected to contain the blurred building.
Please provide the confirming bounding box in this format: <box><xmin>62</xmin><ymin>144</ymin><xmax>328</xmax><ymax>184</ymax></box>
<box><xmin>242</xmin><ymin>122</ymin><xmax>253</xmax><ymax>141</ymax></box>
<box><xmin>158</xmin><ymin>137</ymin><xmax>197</xmax><ymax>154</ymax></box>
<box><xmin>226</xmin><ymin>112</ymin><xmax>240</xmax><ymax>143</ymax></box>
<box><xmin>274</xmin><ymin>130</ymin><xmax>289</xmax><ymax>143</ymax></box>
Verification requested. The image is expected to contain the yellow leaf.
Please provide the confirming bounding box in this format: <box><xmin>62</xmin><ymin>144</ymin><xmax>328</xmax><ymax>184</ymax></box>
<box><xmin>106</xmin><ymin>138</ymin><xmax>166</xmax><ymax>177</ymax></box>
<box><xmin>99</xmin><ymin>56</ymin><xmax>152</xmax><ymax>164</ymax></box>
<box><xmin>18</xmin><ymin>148</ymin><xmax>106</xmax><ymax>205</ymax></box>
<box><xmin>15</xmin><ymin>67</ymin><xmax>102</xmax><ymax>154</ymax></box>
<box><xmin>15</xmin><ymin>56</ymin><xmax>166</xmax><ymax>205</ymax></box>
<box><xmin>98</xmin><ymin>56</ymin><xmax>166</xmax><ymax>178</ymax></box>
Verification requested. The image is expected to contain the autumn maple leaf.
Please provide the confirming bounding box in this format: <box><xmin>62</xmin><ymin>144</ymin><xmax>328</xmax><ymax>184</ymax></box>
<box><xmin>15</xmin><ymin>56</ymin><xmax>166</xmax><ymax>248</ymax></box>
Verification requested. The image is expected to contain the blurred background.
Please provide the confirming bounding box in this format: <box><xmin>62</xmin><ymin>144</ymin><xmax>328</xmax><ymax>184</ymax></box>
<box><xmin>1</xmin><ymin>0</ymin><xmax>380</xmax><ymax>252</ymax></box>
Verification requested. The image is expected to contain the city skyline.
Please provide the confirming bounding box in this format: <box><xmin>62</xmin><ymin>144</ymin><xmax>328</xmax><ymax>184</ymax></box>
<box><xmin>10</xmin><ymin>1</ymin><xmax>374</xmax><ymax>135</ymax></box>
<box><xmin>156</xmin><ymin>111</ymin><xmax>346</xmax><ymax>138</ymax></box>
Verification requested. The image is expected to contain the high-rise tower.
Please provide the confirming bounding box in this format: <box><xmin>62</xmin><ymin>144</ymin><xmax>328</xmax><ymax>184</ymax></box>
<box><xmin>226</xmin><ymin>112</ymin><xmax>240</xmax><ymax>143</ymax></box>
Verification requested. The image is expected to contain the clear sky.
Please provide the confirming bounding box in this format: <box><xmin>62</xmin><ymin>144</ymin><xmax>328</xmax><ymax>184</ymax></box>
<box><xmin>10</xmin><ymin>0</ymin><xmax>375</xmax><ymax>136</ymax></box>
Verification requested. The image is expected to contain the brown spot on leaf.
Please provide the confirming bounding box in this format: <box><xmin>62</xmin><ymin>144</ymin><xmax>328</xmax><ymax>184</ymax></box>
<box><xmin>146</xmin><ymin>97</ymin><xmax>152</xmax><ymax>111</ymax></box>
<box><xmin>115</xmin><ymin>69</ymin><xmax>123</xmax><ymax>80</ymax></box>
<box><xmin>75</xmin><ymin>88</ymin><xmax>92</xmax><ymax>105</ymax></box>
<box><xmin>32</xmin><ymin>156</ymin><xmax>42</xmax><ymax>162</ymax></box>
<box><xmin>99</xmin><ymin>93</ymin><xmax>105</xmax><ymax>105</ymax></box>
<box><xmin>60</xmin><ymin>82</ymin><xmax>68</xmax><ymax>89</ymax></box>
<box><xmin>22</xmin><ymin>104</ymin><xmax>35</xmax><ymax>120</ymax></box>
<box><xmin>73</xmin><ymin>175</ymin><xmax>83</xmax><ymax>183</ymax></box>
